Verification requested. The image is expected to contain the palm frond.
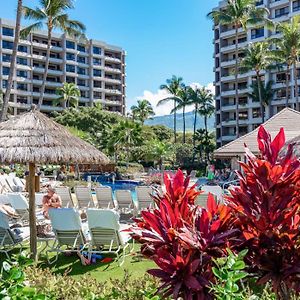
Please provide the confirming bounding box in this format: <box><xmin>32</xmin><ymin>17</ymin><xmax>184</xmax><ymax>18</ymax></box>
<box><xmin>22</xmin><ymin>6</ymin><xmax>45</xmax><ymax>20</ymax></box>
<box><xmin>20</xmin><ymin>22</ymin><xmax>43</xmax><ymax>38</ymax></box>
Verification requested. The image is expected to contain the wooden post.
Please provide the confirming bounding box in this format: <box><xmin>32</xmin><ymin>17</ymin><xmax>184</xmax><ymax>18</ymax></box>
<box><xmin>28</xmin><ymin>162</ymin><xmax>37</xmax><ymax>260</ymax></box>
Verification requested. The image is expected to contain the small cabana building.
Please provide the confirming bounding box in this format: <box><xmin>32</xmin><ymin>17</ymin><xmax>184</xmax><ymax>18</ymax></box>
<box><xmin>214</xmin><ymin>108</ymin><xmax>300</xmax><ymax>168</ymax></box>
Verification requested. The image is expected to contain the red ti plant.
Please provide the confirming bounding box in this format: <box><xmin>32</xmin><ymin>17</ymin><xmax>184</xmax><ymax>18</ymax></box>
<box><xmin>130</xmin><ymin>170</ymin><xmax>239</xmax><ymax>299</ymax></box>
<box><xmin>226</xmin><ymin>126</ymin><xmax>300</xmax><ymax>299</ymax></box>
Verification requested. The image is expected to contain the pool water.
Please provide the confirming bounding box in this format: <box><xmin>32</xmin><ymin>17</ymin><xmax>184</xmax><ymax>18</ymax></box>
<box><xmin>92</xmin><ymin>179</ymin><xmax>140</xmax><ymax>201</ymax></box>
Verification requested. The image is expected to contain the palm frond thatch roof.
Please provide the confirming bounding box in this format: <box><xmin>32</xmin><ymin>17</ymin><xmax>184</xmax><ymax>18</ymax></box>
<box><xmin>214</xmin><ymin>108</ymin><xmax>300</xmax><ymax>158</ymax></box>
<box><xmin>0</xmin><ymin>110</ymin><xmax>109</xmax><ymax>164</ymax></box>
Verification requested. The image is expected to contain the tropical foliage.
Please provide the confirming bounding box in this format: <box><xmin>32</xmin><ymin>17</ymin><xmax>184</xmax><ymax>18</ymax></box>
<box><xmin>130</xmin><ymin>99</ymin><xmax>155</xmax><ymax>124</ymax></box>
<box><xmin>131</xmin><ymin>126</ymin><xmax>300</xmax><ymax>299</ymax></box>
<box><xmin>55</xmin><ymin>82</ymin><xmax>80</xmax><ymax>108</ymax></box>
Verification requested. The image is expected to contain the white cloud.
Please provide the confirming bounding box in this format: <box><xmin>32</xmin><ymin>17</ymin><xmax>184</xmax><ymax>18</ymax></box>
<box><xmin>133</xmin><ymin>82</ymin><xmax>214</xmax><ymax>116</ymax></box>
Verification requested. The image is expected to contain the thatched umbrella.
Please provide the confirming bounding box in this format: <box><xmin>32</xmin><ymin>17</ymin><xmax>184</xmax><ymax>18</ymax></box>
<box><xmin>0</xmin><ymin>109</ymin><xmax>109</xmax><ymax>259</ymax></box>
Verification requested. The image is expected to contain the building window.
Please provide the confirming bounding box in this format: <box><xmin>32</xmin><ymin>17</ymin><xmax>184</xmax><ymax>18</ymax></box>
<box><xmin>252</xmin><ymin>108</ymin><xmax>261</xmax><ymax>118</ymax></box>
<box><xmin>18</xmin><ymin>45</ymin><xmax>27</xmax><ymax>53</ymax></box>
<box><xmin>77</xmin><ymin>44</ymin><xmax>85</xmax><ymax>52</ymax></box>
<box><xmin>256</xmin><ymin>0</ymin><xmax>263</xmax><ymax>6</ymax></box>
<box><xmin>2</xmin><ymin>54</ymin><xmax>11</xmax><ymax>62</ymax></box>
<box><xmin>251</xmin><ymin>27</ymin><xmax>264</xmax><ymax>39</ymax></box>
<box><xmin>77</xmin><ymin>56</ymin><xmax>86</xmax><ymax>64</ymax></box>
<box><xmin>93</xmin><ymin>69</ymin><xmax>101</xmax><ymax>77</ymax></box>
<box><xmin>66</xmin><ymin>40</ymin><xmax>75</xmax><ymax>49</ymax></box>
<box><xmin>66</xmin><ymin>64</ymin><xmax>75</xmax><ymax>73</ymax></box>
<box><xmin>17</xmin><ymin>70</ymin><xmax>27</xmax><ymax>78</ymax></box>
<box><xmin>93</xmin><ymin>46</ymin><xmax>101</xmax><ymax>55</ymax></box>
<box><xmin>2</xmin><ymin>80</ymin><xmax>8</xmax><ymax>88</ymax></box>
<box><xmin>94</xmin><ymin>80</ymin><xmax>102</xmax><ymax>88</ymax></box>
<box><xmin>17</xmin><ymin>83</ymin><xmax>27</xmax><ymax>91</ymax></box>
<box><xmin>66</xmin><ymin>76</ymin><xmax>75</xmax><ymax>83</ymax></box>
<box><xmin>77</xmin><ymin>67</ymin><xmax>86</xmax><ymax>75</ymax></box>
<box><xmin>2</xmin><ymin>27</ymin><xmax>14</xmax><ymax>37</ymax></box>
<box><xmin>93</xmin><ymin>57</ymin><xmax>101</xmax><ymax>65</ymax></box>
<box><xmin>2</xmin><ymin>40</ymin><xmax>13</xmax><ymax>49</ymax></box>
<box><xmin>2</xmin><ymin>67</ymin><xmax>10</xmax><ymax>75</ymax></box>
<box><xmin>293</xmin><ymin>0</ymin><xmax>300</xmax><ymax>11</ymax></box>
<box><xmin>17</xmin><ymin>57</ymin><xmax>27</xmax><ymax>65</ymax></box>
<box><xmin>275</xmin><ymin>7</ymin><xmax>289</xmax><ymax>18</ymax></box>
<box><xmin>66</xmin><ymin>52</ymin><xmax>75</xmax><ymax>61</ymax></box>
<box><xmin>77</xmin><ymin>79</ymin><xmax>86</xmax><ymax>86</ymax></box>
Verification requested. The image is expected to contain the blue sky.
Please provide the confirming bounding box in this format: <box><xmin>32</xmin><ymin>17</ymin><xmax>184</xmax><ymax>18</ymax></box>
<box><xmin>2</xmin><ymin>0</ymin><xmax>220</xmax><ymax>114</ymax></box>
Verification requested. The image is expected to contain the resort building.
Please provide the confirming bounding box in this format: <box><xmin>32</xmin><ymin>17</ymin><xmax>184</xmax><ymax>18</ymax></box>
<box><xmin>0</xmin><ymin>18</ymin><xmax>126</xmax><ymax>115</ymax></box>
<box><xmin>213</xmin><ymin>0</ymin><xmax>300</xmax><ymax>147</ymax></box>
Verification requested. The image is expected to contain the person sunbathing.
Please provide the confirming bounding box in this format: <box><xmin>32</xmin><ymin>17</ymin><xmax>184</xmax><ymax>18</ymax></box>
<box><xmin>42</xmin><ymin>185</ymin><xmax>62</xmax><ymax>219</ymax></box>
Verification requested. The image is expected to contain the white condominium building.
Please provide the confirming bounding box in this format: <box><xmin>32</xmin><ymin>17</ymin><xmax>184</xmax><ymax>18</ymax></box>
<box><xmin>0</xmin><ymin>18</ymin><xmax>126</xmax><ymax>115</ymax></box>
<box><xmin>213</xmin><ymin>0</ymin><xmax>300</xmax><ymax>147</ymax></box>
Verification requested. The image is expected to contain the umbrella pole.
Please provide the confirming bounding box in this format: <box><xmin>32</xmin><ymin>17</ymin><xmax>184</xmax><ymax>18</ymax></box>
<box><xmin>28</xmin><ymin>162</ymin><xmax>37</xmax><ymax>260</ymax></box>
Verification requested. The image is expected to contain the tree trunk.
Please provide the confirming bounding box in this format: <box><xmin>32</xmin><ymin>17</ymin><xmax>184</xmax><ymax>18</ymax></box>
<box><xmin>173</xmin><ymin>100</ymin><xmax>177</xmax><ymax>143</ymax></box>
<box><xmin>234</xmin><ymin>25</ymin><xmax>240</xmax><ymax>138</ymax></box>
<box><xmin>183</xmin><ymin>106</ymin><xmax>186</xmax><ymax>143</ymax></box>
<box><xmin>37</xmin><ymin>26</ymin><xmax>52</xmax><ymax>110</ymax></box>
<box><xmin>0</xmin><ymin>0</ymin><xmax>23</xmax><ymax>121</ymax></box>
<box><xmin>256</xmin><ymin>72</ymin><xmax>264</xmax><ymax>123</ymax></box>
<box><xmin>204</xmin><ymin>116</ymin><xmax>209</xmax><ymax>162</ymax></box>
<box><xmin>285</xmin><ymin>66</ymin><xmax>290</xmax><ymax>108</ymax></box>
<box><xmin>293</xmin><ymin>62</ymin><xmax>299</xmax><ymax>111</ymax></box>
<box><xmin>28</xmin><ymin>162</ymin><xmax>37</xmax><ymax>260</ymax></box>
<box><xmin>192</xmin><ymin>105</ymin><xmax>197</xmax><ymax>163</ymax></box>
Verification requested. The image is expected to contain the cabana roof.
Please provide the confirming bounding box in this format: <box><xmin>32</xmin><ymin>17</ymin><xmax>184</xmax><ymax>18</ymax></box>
<box><xmin>0</xmin><ymin>110</ymin><xmax>109</xmax><ymax>164</ymax></box>
<box><xmin>214</xmin><ymin>108</ymin><xmax>300</xmax><ymax>158</ymax></box>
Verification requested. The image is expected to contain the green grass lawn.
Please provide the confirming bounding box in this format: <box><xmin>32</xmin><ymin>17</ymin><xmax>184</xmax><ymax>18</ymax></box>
<box><xmin>3</xmin><ymin>242</ymin><xmax>155</xmax><ymax>282</ymax></box>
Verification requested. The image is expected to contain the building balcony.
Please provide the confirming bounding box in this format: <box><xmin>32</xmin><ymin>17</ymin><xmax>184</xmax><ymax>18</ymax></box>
<box><xmin>220</xmin><ymin>27</ymin><xmax>244</xmax><ymax>39</ymax></box>
<box><xmin>104</xmin><ymin>89</ymin><xmax>122</xmax><ymax>95</ymax></box>
<box><xmin>220</xmin><ymin>59</ymin><xmax>236</xmax><ymax>67</ymax></box>
<box><xmin>222</xmin><ymin>134</ymin><xmax>236</xmax><ymax>142</ymax></box>
<box><xmin>32</xmin><ymin>42</ymin><xmax>63</xmax><ymax>52</ymax></box>
<box><xmin>32</xmin><ymin>91</ymin><xmax>58</xmax><ymax>99</ymax></box>
<box><xmin>104</xmin><ymin>66</ymin><xmax>121</xmax><ymax>74</ymax></box>
<box><xmin>270</xmin><ymin>0</ymin><xmax>289</xmax><ymax>8</ymax></box>
<box><xmin>105</xmin><ymin>56</ymin><xmax>122</xmax><ymax>64</ymax></box>
<box><xmin>40</xmin><ymin>105</ymin><xmax>64</xmax><ymax>112</ymax></box>
<box><xmin>32</xmin><ymin>66</ymin><xmax>63</xmax><ymax>76</ymax></box>
<box><xmin>32</xmin><ymin>53</ymin><xmax>63</xmax><ymax>64</ymax></box>
<box><xmin>220</xmin><ymin>41</ymin><xmax>248</xmax><ymax>53</ymax></box>
<box><xmin>104</xmin><ymin>77</ymin><xmax>122</xmax><ymax>84</ymax></box>
<box><xmin>221</xmin><ymin>104</ymin><xmax>236</xmax><ymax>111</ymax></box>
<box><xmin>31</xmin><ymin>79</ymin><xmax>62</xmax><ymax>88</ymax></box>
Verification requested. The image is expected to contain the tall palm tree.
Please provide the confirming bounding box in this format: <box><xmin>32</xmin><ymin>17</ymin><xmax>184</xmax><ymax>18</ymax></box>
<box><xmin>21</xmin><ymin>0</ymin><xmax>86</xmax><ymax>110</ymax></box>
<box><xmin>55</xmin><ymin>82</ymin><xmax>80</xmax><ymax>108</ymax></box>
<box><xmin>197</xmin><ymin>88</ymin><xmax>215</xmax><ymax>143</ymax></box>
<box><xmin>189</xmin><ymin>87</ymin><xmax>214</xmax><ymax>149</ymax></box>
<box><xmin>130</xmin><ymin>99</ymin><xmax>155</xmax><ymax>124</ymax></box>
<box><xmin>170</xmin><ymin>85</ymin><xmax>192</xmax><ymax>143</ymax></box>
<box><xmin>248</xmin><ymin>80</ymin><xmax>275</xmax><ymax>118</ymax></box>
<box><xmin>0</xmin><ymin>0</ymin><xmax>23</xmax><ymax>121</ymax></box>
<box><xmin>157</xmin><ymin>76</ymin><xmax>184</xmax><ymax>143</ymax></box>
<box><xmin>208</xmin><ymin>0</ymin><xmax>270</xmax><ymax>137</ymax></box>
<box><xmin>240</xmin><ymin>42</ymin><xmax>275</xmax><ymax>122</ymax></box>
<box><xmin>274</xmin><ymin>16</ymin><xmax>300</xmax><ymax>111</ymax></box>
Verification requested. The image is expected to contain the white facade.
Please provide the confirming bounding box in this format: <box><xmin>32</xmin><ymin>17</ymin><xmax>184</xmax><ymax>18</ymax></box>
<box><xmin>213</xmin><ymin>0</ymin><xmax>300</xmax><ymax>147</ymax></box>
<box><xmin>0</xmin><ymin>18</ymin><xmax>126</xmax><ymax>115</ymax></box>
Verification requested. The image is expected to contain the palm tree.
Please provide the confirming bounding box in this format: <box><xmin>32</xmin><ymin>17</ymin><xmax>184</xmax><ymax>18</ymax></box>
<box><xmin>170</xmin><ymin>85</ymin><xmax>192</xmax><ymax>143</ymax></box>
<box><xmin>55</xmin><ymin>82</ymin><xmax>80</xmax><ymax>108</ymax></box>
<box><xmin>108</xmin><ymin>120</ymin><xmax>142</xmax><ymax>166</ymax></box>
<box><xmin>208</xmin><ymin>0</ymin><xmax>270</xmax><ymax>137</ymax></box>
<box><xmin>157</xmin><ymin>76</ymin><xmax>184</xmax><ymax>143</ymax></box>
<box><xmin>240</xmin><ymin>42</ymin><xmax>275</xmax><ymax>122</ymax></box>
<box><xmin>130</xmin><ymin>99</ymin><xmax>155</xmax><ymax>124</ymax></box>
<box><xmin>21</xmin><ymin>0</ymin><xmax>86</xmax><ymax>110</ymax></box>
<box><xmin>274</xmin><ymin>16</ymin><xmax>300</xmax><ymax>111</ymax></box>
<box><xmin>248</xmin><ymin>80</ymin><xmax>276</xmax><ymax>118</ymax></box>
<box><xmin>0</xmin><ymin>0</ymin><xmax>23</xmax><ymax>121</ymax></box>
<box><xmin>197</xmin><ymin>88</ymin><xmax>215</xmax><ymax>143</ymax></box>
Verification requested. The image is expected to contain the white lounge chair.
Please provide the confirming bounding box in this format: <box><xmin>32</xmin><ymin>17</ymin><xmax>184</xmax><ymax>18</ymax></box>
<box><xmin>135</xmin><ymin>186</ymin><xmax>153</xmax><ymax>211</ymax></box>
<box><xmin>0</xmin><ymin>211</ymin><xmax>30</xmax><ymax>258</ymax></box>
<box><xmin>86</xmin><ymin>209</ymin><xmax>132</xmax><ymax>266</ymax></box>
<box><xmin>201</xmin><ymin>185</ymin><xmax>224</xmax><ymax>202</ymax></box>
<box><xmin>5</xmin><ymin>175</ymin><xmax>18</xmax><ymax>192</ymax></box>
<box><xmin>35</xmin><ymin>193</ymin><xmax>45</xmax><ymax>207</ymax></box>
<box><xmin>47</xmin><ymin>208</ymin><xmax>87</xmax><ymax>263</ymax></box>
<box><xmin>74</xmin><ymin>186</ymin><xmax>95</xmax><ymax>209</ymax></box>
<box><xmin>55</xmin><ymin>186</ymin><xmax>74</xmax><ymax>208</ymax></box>
<box><xmin>13</xmin><ymin>177</ymin><xmax>25</xmax><ymax>192</ymax></box>
<box><xmin>0</xmin><ymin>175</ymin><xmax>12</xmax><ymax>193</ymax></box>
<box><xmin>95</xmin><ymin>186</ymin><xmax>114</xmax><ymax>209</ymax></box>
<box><xmin>115</xmin><ymin>190</ymin><xmax>134</xmax><ymax>214</ymax></box>
<box><xmin>6</xmin><ymin>193</ymin><xmax>29</xmax><ymax>222</ymax></box>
